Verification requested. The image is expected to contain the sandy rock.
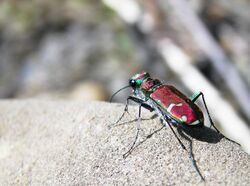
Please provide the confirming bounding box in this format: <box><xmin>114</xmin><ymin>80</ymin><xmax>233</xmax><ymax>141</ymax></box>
<box><xmin>0</xmin><ymin>100</ymin><xmax>249</xmax><ymax>185</ymax></box>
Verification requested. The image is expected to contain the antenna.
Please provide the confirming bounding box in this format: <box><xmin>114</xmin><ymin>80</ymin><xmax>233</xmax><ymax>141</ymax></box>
<box><xmin>110</xmin><ymin>85</ymin><xmax>130</xmax><ymax>102</ymax></box>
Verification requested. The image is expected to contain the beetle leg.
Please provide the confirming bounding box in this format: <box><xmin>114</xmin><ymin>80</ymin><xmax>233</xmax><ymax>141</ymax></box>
<box><xmin>127</xmin><ymin>96</ymin><xmax>154</xmax><ymax>112</ymax></box>
<box><xmin>165</xmin><ymin>119</ymin><xmax>187</xmax><ymax>150</ymax></box>
<box><xmin>177</xmin><ymin>127</ymin><xmax>205</xmax><ymax>181</ymax></box>
<box><xmin>158</xmin><ymin>110</ymin><xmax>187</xmax><ymax>150</ymax></box>
<box><xmin>112</xmin><ymin>96</ymin><xmax>141</xmax><ymax>125</ymax></box>
<box><xmin>111</xmin><ymin>98</ymin><xmax>131</xmax><ymax>126</ymax></box>
<box><xmin>190</xmin><ymin>91</ymin><xmax>202</xmax><ymax>102</ymax></box>
<box><xmin>112</xmin><ymin>96</ymin><xmax>154</xmax><ymax>126</ymax></box>
<box><xmin>191</xmin><ymin>92</ymin><xmax>221</xmax><ymax>131</ymax></box>
<box><xmin>191</xmin><ymin>92</ymin><xmax>239</xmax><ymax>144</ymax></box>
<box><xmin>123</xmin><ymin>104</ymin><xmax>143</xmax><ymax>158</ymax></box>
<box><xmin>191</xmin><ymin>92</ymin><xmax>223</xmax><ymax>132</ymax></box>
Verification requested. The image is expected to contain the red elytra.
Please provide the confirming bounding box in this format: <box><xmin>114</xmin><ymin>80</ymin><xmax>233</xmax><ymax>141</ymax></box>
<box><xmin>150</xmin><ymin>85</ymin><xmax>203</xmax><ymax>125</ymax></box>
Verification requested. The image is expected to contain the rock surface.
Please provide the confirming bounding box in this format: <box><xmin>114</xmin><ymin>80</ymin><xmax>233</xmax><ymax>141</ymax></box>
<box><xmin>0</xmin><ymin>100</ymin><xmax>249</xmax><ymax>185</ymax></box>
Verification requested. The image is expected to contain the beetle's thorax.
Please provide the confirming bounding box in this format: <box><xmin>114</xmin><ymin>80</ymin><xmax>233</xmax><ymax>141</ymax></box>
<box><xmin>140</xmin><ymin>78</ymin><xmax>162</xmax><ymax>92</ymax></box>
<box><xmin>131</xmin><ymin>72</ymin><xmax>162</xmax><ymax>91</ymax></box>
<box><xmin>133</xmin><ymin>78</ymin><xmax>162</xmax><ymax>103</ymax></box>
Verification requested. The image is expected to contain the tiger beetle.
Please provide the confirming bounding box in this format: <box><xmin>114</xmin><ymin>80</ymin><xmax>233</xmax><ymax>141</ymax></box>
<box><xmin>110</xmin><ymin>71</ymin><xmax>235</xmax><ymax>181</ymax></box>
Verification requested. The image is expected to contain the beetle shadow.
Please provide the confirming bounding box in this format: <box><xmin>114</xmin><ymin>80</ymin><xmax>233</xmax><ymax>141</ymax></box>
<box><xmin>173</xmin><ymin>125</ymin><xmax>223</xmax><ymax>181</ymax></box>
<box><xmin>110</xmin><ymin>113</ymin><xmax>158</xmax><ymax>128</ymax></box>
<box><xmin>177</xmin><ymin>125</ymin><xmax>223</xmax><ymax>144</ymax></box>
<box><xmin>121</xmin><ymin>117</ymin><xmax>223</xmax><ymax>159</ymax></box>
<box><xmin>175</xmin><ymin>125</ymin><xmax>224</xmax><ymax>181</ymax></box>
<box><xmin>121</xmin><ymin>120</ymin><xmax>223</xmax><ymax>180</ymax></box>
<box><xmin>123</xmin><ymin>125</ymin><xmax>165</xmax><ymax>158</ymax></box>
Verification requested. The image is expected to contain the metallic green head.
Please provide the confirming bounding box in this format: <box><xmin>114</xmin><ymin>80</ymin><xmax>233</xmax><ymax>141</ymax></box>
<box><xmin>129</xmin><ymin>72</ymin><xmax>150</xmax><ymax>89</ymax></box>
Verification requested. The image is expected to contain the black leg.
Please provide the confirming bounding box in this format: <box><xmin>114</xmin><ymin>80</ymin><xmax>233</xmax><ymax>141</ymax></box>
<box><xmin>191</xmin><ymin>92</ymin><xmax>239</xmax><ymax>144</ymax></box>
<box><xmin>191</xmin><ymin>92</ymin><xmax>219</xmax><ymax>133</ymax></box>
<box><xmin>127</xmin><ymin>96</ymin><xmax>154</xmax><ymax>112</ymax></box>
<box><xmin>123</xmin><ymin>104</ymin><xmax>143</xmax><ymax>158</ymax></box>
<box><xmin>159</xmin><ymin>112</ymin><xmax>187</xmax><ymax>150</ymax></box>
<box><xmin>110</xmin><ymin>96</ymin><xmax>155</xmax><ymax>157</ymax></box>
<box><xmin>177</xmin><ymin>127</ymin><xmax>205</xmax><ymax>181</ymax></box>
<box><xmin>113</xmin><ymin>98</ymin><xmax>130</xmax><ymax>125</ymax></box>
<box><xmin>110</xmin><ymin>96</ymin><xmax>154</xmax><ymax>127</ymax></box>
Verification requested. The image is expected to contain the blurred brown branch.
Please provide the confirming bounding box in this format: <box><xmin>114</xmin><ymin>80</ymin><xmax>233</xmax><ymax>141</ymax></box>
<box><xmin>160</xmin><ymin>0</ymin><xmax>250</xmax><ymax>122</ymax></box>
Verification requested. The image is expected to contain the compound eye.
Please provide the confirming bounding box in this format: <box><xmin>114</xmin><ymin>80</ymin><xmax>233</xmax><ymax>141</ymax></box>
<box><xmin>129</xmin><ymin>79</ymin><xmax>136</xmax><ymax>88</ymax></box>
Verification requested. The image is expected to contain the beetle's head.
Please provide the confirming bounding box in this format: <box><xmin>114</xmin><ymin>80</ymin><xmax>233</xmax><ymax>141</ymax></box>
<box><xmin>129</xmin><ymin>71</ymin><xmax>150</xmax><ymax>89</ymax></box>
<box><xmin>110</xmin><ymin>72</ymin><xmax>150</xmax><ymax>102</ymax></box>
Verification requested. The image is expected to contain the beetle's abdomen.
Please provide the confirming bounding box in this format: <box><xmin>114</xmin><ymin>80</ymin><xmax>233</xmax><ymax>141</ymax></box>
<box><xmin>150</xmin><ymin>85</ymin><xmax>203</xmax><ymax>125</ymax></box>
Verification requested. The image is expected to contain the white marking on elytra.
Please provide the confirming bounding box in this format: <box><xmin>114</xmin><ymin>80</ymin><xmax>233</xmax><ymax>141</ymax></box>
<box><xmin>190</xmin><ymin>120</ymin><xmax>200</xmax><ymax>125</ymax></box>
<box><xmin>167</xmin><ymin>103</ymin><xmax>190</xmax><ymax>123</ymax></box>
<box><xmin>181</xmin><ymin>115</ymin><xmax>187</xmax><ymax>122</ymax></box>
<box><xmin>167</xmin><ymin>103</ymin><xmax>183</xmax><ymax>112</ymax></box>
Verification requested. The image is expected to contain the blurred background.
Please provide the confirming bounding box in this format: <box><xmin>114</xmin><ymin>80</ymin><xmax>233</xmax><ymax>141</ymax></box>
<box><xmin>0</xmin><ymin>1</ymin><xmax>250</xmax><ymax>149</ymax></box>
